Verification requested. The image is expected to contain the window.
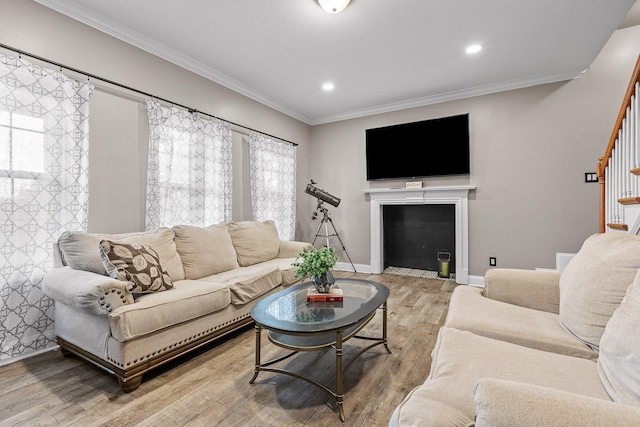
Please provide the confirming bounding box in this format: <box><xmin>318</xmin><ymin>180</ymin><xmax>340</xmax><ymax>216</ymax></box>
<box><xmin>0</xmin><ymin>54</ymin><xmax>92</xmax><ymax>361</ymax></box>
<box><xmin>0</xmin><ymin>111</ymin><xmax>45</xmax><ymax>199</ymax></box>
<box><xmin>146</xmin><ymin>101</ymin><xmax>233</xmax><ymax>229</ymax></box>
<box><xmin>249</xmin><ymin>132</ymin><xmax>296</xmax><ymax>240</ymax></box>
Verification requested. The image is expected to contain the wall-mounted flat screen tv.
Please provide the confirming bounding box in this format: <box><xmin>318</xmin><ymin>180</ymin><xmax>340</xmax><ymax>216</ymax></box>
<box><xmin>366</xmin><ymin>113</ymin><xmax>470</xmax><ymax>180</ymax></box>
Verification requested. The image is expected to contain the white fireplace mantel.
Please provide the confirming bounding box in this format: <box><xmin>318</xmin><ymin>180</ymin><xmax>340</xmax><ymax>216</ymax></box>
<box><xmin>364</xmin><ymin>186</ymin><xmax>475</xmax><ymax>284</ymax></box>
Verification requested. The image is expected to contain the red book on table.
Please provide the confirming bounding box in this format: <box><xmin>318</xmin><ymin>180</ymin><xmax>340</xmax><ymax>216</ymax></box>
<box><xmin>306</xmin><ymin>287</ymin><xmax>343</xmax><ymax>302</ymax></box>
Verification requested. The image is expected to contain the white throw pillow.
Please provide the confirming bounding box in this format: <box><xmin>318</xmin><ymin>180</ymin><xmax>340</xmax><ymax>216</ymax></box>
<box><xmin>598</xmin><ymin>270</ymin><xmax>640</xmax><ymax>406</ymax></box>
<box><xmin>559</xmin><ymin>232</ymin><xmax>640</xmax><ymax>350</ymax></box>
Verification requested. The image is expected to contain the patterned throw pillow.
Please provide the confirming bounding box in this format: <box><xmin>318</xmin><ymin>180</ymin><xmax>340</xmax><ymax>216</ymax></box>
<box><xmin>99</xmin><ymin>240</ymin><xmax>173</xmax><ymax>294</ymax></box>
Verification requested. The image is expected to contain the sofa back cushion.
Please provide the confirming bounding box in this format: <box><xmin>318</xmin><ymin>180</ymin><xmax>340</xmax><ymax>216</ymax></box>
<box><xmin>172</xmin><ymin>224</ymin><xmax>240</xmax><ymax>279</ymax></box>
<box><xmin>597</xmin><ymin>270</ymin><xmax>640</xmax><ymax>406</ymax></box>
<box><xmin>559</xmin><ymin>232</ymin><xmax>640</xmax><ymax>350</ymax></box>
<box><xmin>58</xmin><ymin>228</ymin><xmax>185</xmax><ymax>281</ymax></box>
<box><xmin>228</xmin><ymin>220</ymin><xmax>280</xmax><ymax>266</ymax></box>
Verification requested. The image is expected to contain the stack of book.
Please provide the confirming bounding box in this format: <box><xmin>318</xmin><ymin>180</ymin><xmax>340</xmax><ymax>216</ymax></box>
<box><xmin>306</xmin><ymin>287</ymin><xmax>343</xmax><ymax>302</ymax></box>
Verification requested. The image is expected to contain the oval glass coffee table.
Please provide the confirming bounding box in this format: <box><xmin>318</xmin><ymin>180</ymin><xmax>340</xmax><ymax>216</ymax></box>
<box><xmin>250</xmin><ymin>278</ymin><xmax>390</xmax><ymax>421</ymax></box>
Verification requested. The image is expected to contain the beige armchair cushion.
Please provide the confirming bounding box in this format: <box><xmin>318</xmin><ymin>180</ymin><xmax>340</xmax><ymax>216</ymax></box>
<box><xmin>445</xmin><ymin>285</ymin><xmax>597</xmax><ymax>360</ymax></box>
<box><xmin>173</xmin><ymin>224</ymin><xmax>239</xmax><ymax>279</ymax></box>
<box><xmin>228</xmin><ymin>220</ymin><xmax>280</xmax><ymax>266</ymax></box>
<box><xmin>598</xmin><ymin>270</ymin><xmax>640</xmax><ymax>406</ymax></box>
<box><xmin>483</xmin><ymin>268</ymin><xmax>561</xmax><ymax>314</ymax></box>
<box><xmin>559</xmin><ymin>232</ymin><xmax>640</xmax><ymax>350</ymax></box>
<box><xmin>474</xmin><ymin>379</ymin><xmax>640</xmax><ymax>427</ymax></box>
<box><xmin>390</xmin><ymin>327</ymin><xmax>608</xmax><ymax>427</ymax></box>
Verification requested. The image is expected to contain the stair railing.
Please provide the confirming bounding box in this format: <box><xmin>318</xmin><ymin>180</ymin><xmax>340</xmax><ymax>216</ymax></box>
<box><xmin>597</xmin><ymin>54</ymin><xmax>640</xmax><ymax>233</ymax></box>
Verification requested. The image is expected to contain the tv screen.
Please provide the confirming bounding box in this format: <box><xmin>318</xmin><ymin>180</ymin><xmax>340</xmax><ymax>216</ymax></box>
<box><xmin>365</xmin><ymin>113</ymin><xmax>470</xmax><ymax>180</ymax></box>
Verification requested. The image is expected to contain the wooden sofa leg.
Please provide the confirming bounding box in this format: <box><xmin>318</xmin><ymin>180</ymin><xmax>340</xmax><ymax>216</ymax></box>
<box><xmin>118</xmin><ymin>376</ymin><xmax>142</xmax><ymax>392</ymax></box>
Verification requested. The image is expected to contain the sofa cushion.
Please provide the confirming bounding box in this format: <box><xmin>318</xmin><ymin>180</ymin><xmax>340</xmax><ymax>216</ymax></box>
<box><xmin>253</xmin><ymin>257</ymin><xmax>305</xmax><ymax>286</ymax></box>
<box><xmin>598</xmin><ymin>270</ymin><xmax>640</xmax><ymax>406</ymax></box>
<box><xmin>99</xmin><ymin>240</ymin><xmax>173</xmax><ymax>294</ymax></box>
<box><xmin>228</xmin><ymin>220</ymin><xmax>280</xmax><ymax>266</ymax></box>
<box><xmin>559</xmin><ymin>232</ymin><xmax>640</xmax><ymax>350</ymax></box>
<box><xmin>172</xmin><ymin>224</ymin><xmax>239</xmax><ymax>279</ymax></box>
<box><xmin>108</xmin><ymin>280</ymin><xmax>230</xmax><ymax>342</ymax></box>
<box><xmin>58</xmin><ymin>228</ymin><xmax>185</xmax><ymax>281</ymax></box>
<box><xmin>390</xmin><ymin>327</ymin><xmax>609</xmax><ymax>427</ymax></box>
<box><xmin>228</xmin><ymin>268</ymin><xmax>281</xmax><ymax>305</ymax></box>
<box><xmin>199</xmin><ymin>265</ymin><xmax>283</xmax><ymax>305</ymax></box>
<box><xmin>445</xmin><ymin>285</ymin><xmax>597</xmax><ymax>360</ymax></box>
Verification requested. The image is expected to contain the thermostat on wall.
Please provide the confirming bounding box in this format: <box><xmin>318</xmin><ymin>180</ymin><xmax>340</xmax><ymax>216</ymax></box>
<box><xmin>405</xmin><ymin>181</ymin><xmax>423</xmax><ymax>189</ymax></box>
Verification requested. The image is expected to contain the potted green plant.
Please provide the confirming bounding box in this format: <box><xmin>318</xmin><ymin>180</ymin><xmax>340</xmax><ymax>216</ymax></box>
<box><xmin>291</xmin><ymin>246</ymin><xmax>338</xmax><ymax>293</ymax></box>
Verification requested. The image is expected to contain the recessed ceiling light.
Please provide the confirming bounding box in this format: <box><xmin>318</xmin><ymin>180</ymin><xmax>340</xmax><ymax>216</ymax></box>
<box><xmin>322</xmin><ymin>82</ymin><xmax>335</xmax><ymax>91</ymax></box>
<box><xmin>466</xmin><ymin>44</ymin><xmax>482</xmax><ymax>54</ymax></box>
<box><xmin>317</xmin><ymin>0</ymin><xmax>351</xmax><ymax>13</ymax></box>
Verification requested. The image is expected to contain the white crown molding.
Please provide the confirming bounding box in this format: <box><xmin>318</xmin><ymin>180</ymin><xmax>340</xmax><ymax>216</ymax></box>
<box><xmin>34</xmin><ymin>0</ymin><xmax>311</xmax><ymax>124</ymax></box>
<box><xmin>34</xmin><ymin>0</ymin><xmax>588</xmax><ymax>127</ymax></box>
<box><xmin>309</xmin><ymin>68</ymin><xmax>588</xmax><ymax>125</ymax></box>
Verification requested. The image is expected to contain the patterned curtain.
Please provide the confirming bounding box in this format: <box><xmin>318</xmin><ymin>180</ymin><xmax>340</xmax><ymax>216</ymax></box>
<box><xmin>0</xmin><ymin>54</ymin><xmax>93</xmax><ymax>361</ymax></box>
<box><xmin>145</xmin><ymin>100</ymin><xmax>232</xmax><ymax>229</ymax></box>
<box><xmin>249</xmin><ymin>132</ymin><xmax>296</xmax><ymax>240</ymax></box>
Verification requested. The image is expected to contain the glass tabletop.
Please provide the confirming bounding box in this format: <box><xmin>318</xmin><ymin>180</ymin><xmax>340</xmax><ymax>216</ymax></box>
<box><xmin>251</xmin><ymin>278</ymin><xmax>389</xmax><ymax>335</ymax></box>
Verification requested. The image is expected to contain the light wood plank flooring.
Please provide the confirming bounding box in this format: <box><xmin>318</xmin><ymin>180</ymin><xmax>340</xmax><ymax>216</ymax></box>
<box><xmin>0</xmin><ymin>271</ymin><xmax>457</xmax><ymax>427</ymax></box>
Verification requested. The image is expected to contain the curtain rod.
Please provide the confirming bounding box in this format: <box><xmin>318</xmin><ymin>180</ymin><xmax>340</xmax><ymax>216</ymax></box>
<box><xmin>0</xmin><ymin>42</ymin><xmax>298</xmax><ymax>147</ymax></box>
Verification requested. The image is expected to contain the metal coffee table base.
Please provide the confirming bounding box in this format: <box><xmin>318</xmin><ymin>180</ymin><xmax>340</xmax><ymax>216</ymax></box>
<box><xmin>250</xmin><ymin>302</ymin><xmax>390</xmax><ymax>422</ymax></box>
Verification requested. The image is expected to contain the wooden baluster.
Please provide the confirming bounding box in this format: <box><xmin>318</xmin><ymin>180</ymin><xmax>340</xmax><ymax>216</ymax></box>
<box><xmin>599</xmin><ymin>56</ymin><xmax>640</xmax><ymax>233</ymax></box>
<box><xmin>615</xmin><ymin>141</ymin><xmax>622</xmax><ymax>223</ymax></box>
<box><xmin>606</xmin><ymin>165</ymin><xmax>611</xmax><ymax>226</ymax></box>
<box><xmin>627</xmin><ymin>108</ymin><xmax>632</xmax><ymax>198</ymax></box>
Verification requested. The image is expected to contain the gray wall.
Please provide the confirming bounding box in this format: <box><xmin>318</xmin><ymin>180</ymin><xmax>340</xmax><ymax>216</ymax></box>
<box><xmin>306</xmin><ymin>25</ymin><xmax>640</xmax><ymax>277</ymax></box>
<box><xmin>3</xmin><ymin>0</ymin><xmax>640</xmax><ymax>278</ymax></box>
<box><xmin>0</xmin><ymin>0</ymin><xmax>312</xmax><ymax>237</ymax></box>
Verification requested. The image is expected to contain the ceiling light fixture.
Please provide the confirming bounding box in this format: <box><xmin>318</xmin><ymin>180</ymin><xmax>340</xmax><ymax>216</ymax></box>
<box><xmin>322</xmin><ymin>82</ymin><xmax>335</xmax><ymax>91</ymax></box>
<box><xmin>466</xmin><ymin>44</ymin><xmax>483</xmax><ymax>54</ymax></box>
<box><xmin>317</xmin><ymin>0</ymin><xmax>351</xmax><ymax>14</ymax></box>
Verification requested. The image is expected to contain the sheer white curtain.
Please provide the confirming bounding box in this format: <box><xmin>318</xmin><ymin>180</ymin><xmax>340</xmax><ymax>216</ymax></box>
<box><xmin>249</xmin><ymin>132</ymin><xmax>296</xmax><ymax>240</ymax></box>
<box><xmin>0</xmin><ymin>54</ymin><xmax>93</xmax><ymax>361</ymax></box>
<box><xmin>145</xmin><ymin>101</ymin><xmax>233</xmax><ymax>229</ymax></box>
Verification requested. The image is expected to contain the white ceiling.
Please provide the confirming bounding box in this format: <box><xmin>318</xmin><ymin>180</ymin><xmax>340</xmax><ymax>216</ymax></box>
<box><xmin>36</xmin><ymin>0</ymin><xmax>639</xmax><ymax>125</ymax></box>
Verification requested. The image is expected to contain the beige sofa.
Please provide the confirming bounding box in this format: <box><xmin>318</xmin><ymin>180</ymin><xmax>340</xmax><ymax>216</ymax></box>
<box><xmin>390</xmin><ymin>232</ymin><xmax>640</xmax><ymax>426</ymax></box>
<box><xmin>42</xmin><ymin>220</ymin><xmax>311</xmax><ymax>392</ymax></box>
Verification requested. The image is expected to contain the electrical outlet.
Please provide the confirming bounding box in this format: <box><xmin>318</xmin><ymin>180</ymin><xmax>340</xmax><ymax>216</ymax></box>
<box><xmin>489</xmin><ymin>257</ymin><xmax>497</xmax><ymax>266</ymax></box>
<box><xmin>585</xmin><ymin>172</ymin><xmax>598</xmax><ymax>183</ymax></box>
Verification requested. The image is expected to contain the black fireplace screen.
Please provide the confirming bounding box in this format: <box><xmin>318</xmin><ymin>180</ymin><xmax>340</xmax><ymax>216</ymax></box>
<box><xmin>382</xmin><ymin>204</ymin><xmax>455</xmax><ymax>272</ymax></box>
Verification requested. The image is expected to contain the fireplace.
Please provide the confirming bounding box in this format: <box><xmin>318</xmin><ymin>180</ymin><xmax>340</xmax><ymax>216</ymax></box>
<box><xmin>383</xmin><ymin>204</ymin><xmax>455</xmax><ymax>272</ymax></box>
<box><xmin>364</xmin><ymin>186</ymin><xmax>474</xmax><ymax>284</ymax></box>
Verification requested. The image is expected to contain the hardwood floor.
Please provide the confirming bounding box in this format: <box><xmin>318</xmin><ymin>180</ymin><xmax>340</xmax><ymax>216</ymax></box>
<box><xmin>0</xmin><ymin>272</ymin><xmax>457</xmax><ymax>427</ymax></box>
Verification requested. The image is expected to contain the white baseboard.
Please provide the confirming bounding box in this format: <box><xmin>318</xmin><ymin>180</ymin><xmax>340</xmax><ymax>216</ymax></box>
<box><xmin>337</xmin><ymin>262</ymin><xmax>486</xmax><ymax>287</ymax></box>
<box><xmin>335</xmin><ymin>262</ymin><xmax>371</xmax><ymax>273</ymax></box>
<box><xmin>467</xmin><ymin>275</ymin><xmax>485</xmax><ymax>287</ymax></box>
<box><xmin>0</xmin><ymin>344</ymin><xmax>58</xmax><ymax>367</ymax></box>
